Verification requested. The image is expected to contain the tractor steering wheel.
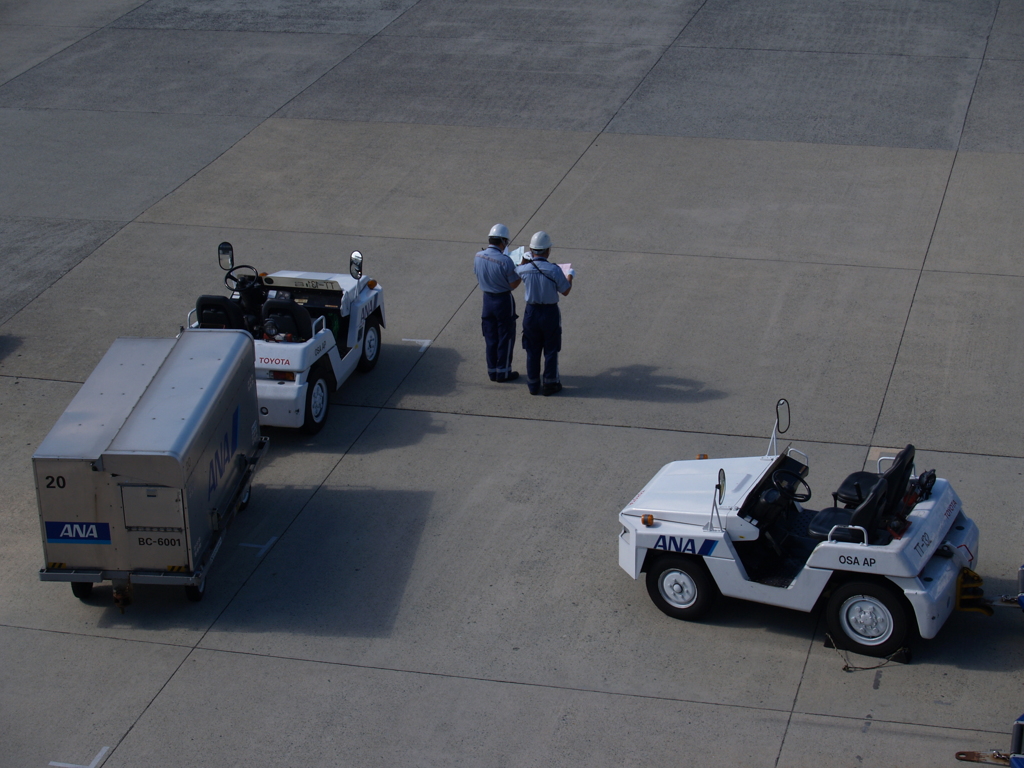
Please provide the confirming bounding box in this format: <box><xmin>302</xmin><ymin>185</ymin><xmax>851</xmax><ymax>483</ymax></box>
<box><xmin>771</xmin><ymin>469</ymin><xmax>811</xmax><ymax>503</ymax></box>
<box><xmin>224</xmin><ymin>265</ymin><xmax>260</xmax><ymax>292</ymax></box>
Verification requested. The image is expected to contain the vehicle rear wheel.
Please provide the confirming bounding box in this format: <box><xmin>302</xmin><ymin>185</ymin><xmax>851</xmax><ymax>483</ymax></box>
<box><xmin>826</xmin><ymin>580</ymin><xmax>909</xmax><ymax>657</ymax></box>
<box><xmin>71</xmin><ymin>581</ymin><xmax>93</xmax><ymax>599</ymax></box>
<box><xmin>301</xmin><ymin>368</ymin><xmax>331</xmax><ymax>434</ymax></box>
<box><xmin>645</xmin><ymin>555</ymin><xmax>716</xmax><ymax>620</ymax></box>
<box><xmin>357</xmin><ymin>318</ymin><xmax>380</xmax><ymax>372</ymax></box>
<box><xmin>185</xmin><ymin>580</ymin><xmax>206</xmax><ymax>602</ymax></box>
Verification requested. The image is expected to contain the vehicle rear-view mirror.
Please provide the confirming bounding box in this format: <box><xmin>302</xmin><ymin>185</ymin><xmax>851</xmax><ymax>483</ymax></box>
<box><xmin>218</xmin><ymin>242</ymin><xmax>234</xmax><ymax>271</ymax></box>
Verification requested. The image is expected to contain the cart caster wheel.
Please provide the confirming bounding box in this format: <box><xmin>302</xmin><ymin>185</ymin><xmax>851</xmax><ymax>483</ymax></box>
<box><xmin>185</xmin><ymin>582</ymin><xmax>206</xmax><ymax>602</ymax></box>
<box><xmin>826</xmin><ymin>581</ymin><xmax>909</xmax><ymax>658</ymax></box>
<box><xmin>238</xmin><ymin>482</ymin><xmax>251</xmax><ymax>511</ymax></box>
<box><xmin>645</xmin><ymin>555</ymin><xmax>716</xmax><ymax>620</ymax></box>
<box><xmin>71</xmin><ymin>581</ymin><xmax>93</xmax><ymax>599</ymax></box>
<box><xmin>357</xmin><ymin>318</ymin><xmax>380</xmax><ymax>372</ymax></box>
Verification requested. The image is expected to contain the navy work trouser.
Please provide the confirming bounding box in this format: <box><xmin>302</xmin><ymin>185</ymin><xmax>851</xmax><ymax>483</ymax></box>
<box><xmin>481</xmin><ymin>291</ymin><xmax>516</xmax><ymax>380</ymax></box>
<box><xmin>522</xmin><ymin>303</ymin><xmax>561</xmax><ymax>393</ymax></box>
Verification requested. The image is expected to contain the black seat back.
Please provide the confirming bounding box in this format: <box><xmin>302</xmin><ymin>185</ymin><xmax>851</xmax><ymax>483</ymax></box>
<box><xmin>848</xmin><ymin>477</ymin><xmax>888</xmax><ymax>535</ymax></box>
<box><xmin>880</xmin><ymin>444</ymin><xmax>914</xmax><ymax>518</ymax></box>
<box><xmin>196</xmin><ymin>295</ymin><xmax>246</xmax><ymax>330</ymax></box>
<box><xmin>262</xmin><ymin>298</ymin><xmax>313</xmax><ymax>341</ymax></box>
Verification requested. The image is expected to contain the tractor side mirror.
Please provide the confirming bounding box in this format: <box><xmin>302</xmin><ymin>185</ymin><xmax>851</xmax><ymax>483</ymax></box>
<box><xmin>218</xmin><ymin>242</ymin><xmax>234</xmax><ymax>271</ymax></box>
<box><xmin>349</xmin><ymin>250</ymin><xmax>363</xmax><ymax>280</ymax></box>
<box><xmin>776</xmin><ymin>398</ymin><xmax>790</xmax><ymax>434</ymax></box>
<box><xmin>717</xmin><ymin>468</ymin><xmax>726</xmax><ymax>504</ymax></box>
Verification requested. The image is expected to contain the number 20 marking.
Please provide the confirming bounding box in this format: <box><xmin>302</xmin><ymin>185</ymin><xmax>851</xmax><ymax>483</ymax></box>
<box><xmin>45</xmin><ymin>476</ymin><xmax>66</xmax><ymax>489</ymax></box>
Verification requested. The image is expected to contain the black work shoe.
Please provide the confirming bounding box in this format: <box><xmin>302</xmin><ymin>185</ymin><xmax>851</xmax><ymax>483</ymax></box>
<box><xmin>496</xmin><ymin>371</ymin><xmax>519</xmax><ymax>382</ymax></box>
<box><xmin>488</xmin><ymin>374</ymin><xmax>497</xmax><ymax>381</ymax></box>
<box><xmin>541</xmin><ymin>382</ymin><xmax>563</xmax><ymax>396</ymax></box>
<box><xmin>528</xmin><ymin>387</ymin><xmax>540</xmax><ymax>396</ymax></box>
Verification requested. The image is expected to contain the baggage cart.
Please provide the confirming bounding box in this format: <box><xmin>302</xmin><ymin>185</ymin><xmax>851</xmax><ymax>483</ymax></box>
<box><xmin>35</xmin><ymin>330</ymin><xmax>268</xmax><ymax>607</ymax></box>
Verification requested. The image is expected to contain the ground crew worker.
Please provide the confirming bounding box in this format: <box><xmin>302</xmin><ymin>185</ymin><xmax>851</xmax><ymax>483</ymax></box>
<box><xmin>474</xmin><ymin>223</ymin><xmax>522</xmax><ymax>382</ymax></box>
<box><xmin>516</xmin><ymin>231</ymin><xmax>573</xmax><ymax>396</ymax></box>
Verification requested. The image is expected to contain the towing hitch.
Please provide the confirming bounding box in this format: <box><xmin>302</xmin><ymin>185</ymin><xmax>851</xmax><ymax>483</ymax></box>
<box><xmin>955</xmin><ymin>568</ymin><xmax>994</xmax><ymax>616</ymax></box>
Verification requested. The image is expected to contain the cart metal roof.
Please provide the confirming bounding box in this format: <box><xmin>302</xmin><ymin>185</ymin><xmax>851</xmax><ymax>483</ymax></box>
<box><xmin>34</xmin><ymin>331</ymin><xmax>252</xmax><ymax>463</ymax></box>
<box><xmin>108</xmin><ymin>330</ymin><xmax>251</xmax><ymax>458</ymax></box>
<box><xmin>34</xmin><ymin>337</ymin><xmax>175</xmax><ymax>461</ymax></box>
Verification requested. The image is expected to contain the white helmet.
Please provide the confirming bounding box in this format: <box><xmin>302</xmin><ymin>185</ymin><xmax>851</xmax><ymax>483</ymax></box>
<box><xmin>489</xmin><ymin>223</ymin><xmax>510</xmax><ymax>240</ymax></box>
<box><xmin>530</xmin><ymin>231</ymin><xmax>552</xmax><ymax>251</ymax></box>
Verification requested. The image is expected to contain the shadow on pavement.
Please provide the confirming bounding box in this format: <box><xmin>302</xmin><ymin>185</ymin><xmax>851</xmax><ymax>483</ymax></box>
<box><xmin>564</xmin><ymin>364</ymin><xmax>727</xmax><ymax>403</ymax></box>
<box><xmin>0</xmin><ymin>334</ymin><xmax>23</xmax><ymax>363</ymax></box>
<box><xmin>88</xmin><ymin>486</ymin><xmax>433</xmax><ymax>638</ymax></box>
<box><xmin>339</xmin><ymin>342</ymin><xmax>463</xmax><ymax>405</ymax></box>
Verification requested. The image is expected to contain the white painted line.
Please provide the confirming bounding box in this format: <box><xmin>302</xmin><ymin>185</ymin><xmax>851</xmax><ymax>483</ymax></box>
<box><xmin>402</xmin><ymin>339</ymin><xmax>432</xmax><ymax>353</ymax></box>
<box><xmin>50</xmin><ymin>746</ymin><xmax>109</xmax><ymax>768</ymax></box>
<box><xmin>239</xmin><ymin>536</ymin><xmax>278</xmax><ymax>558</ymax></box>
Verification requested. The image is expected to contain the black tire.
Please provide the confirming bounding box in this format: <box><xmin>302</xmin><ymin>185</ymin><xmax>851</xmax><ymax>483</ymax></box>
<box><xmin>357</xmin><ymin>318</ymin><xmax>381</xmax><ymax>372</ymax></box>
<box><xmin>645</xmin><ymin>555</ymin><xmax>716</xmax><ymax>620</ymax></box>
<box><xmin>71</xmin><ymin>581</ymin><xmax>93</xmax><ymax>599</ymax></box>
<box><xmin>301</xmin><ymin>368</ymin><xmax>331</xmax><ymax>434</ymax></box>
<box><xmin>826</xmin><ymin>580</ymin><xmax>909</xmax><ymax>657</ymax></box>
<box><xmin>185</xmin><ymin>581</ymin><xmax>206</xmax><ymax>602</ymax></box>
<box><xmin>237</xmin><ymin>481</ymin><xmax>251</xmax><ymax>511</ymax></box>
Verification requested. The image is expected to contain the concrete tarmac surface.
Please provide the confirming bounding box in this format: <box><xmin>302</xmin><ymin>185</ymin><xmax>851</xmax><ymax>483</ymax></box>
<box><xmin>2</xmin><ymin>1</ymin><xmax>1023</xmax><ymax>766</ymax></box>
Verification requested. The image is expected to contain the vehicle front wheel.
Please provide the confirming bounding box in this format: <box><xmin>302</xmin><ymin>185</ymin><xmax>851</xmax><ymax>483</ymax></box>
<box><xmin>301</xmin><ymin>369</ymin><xmax>331</xmax><ymax>434</ymax></box>
<box><xmin>826</xmin><ymin>580</ymin><xmax>909</xmax><ymax>657</ymax></box>
<box><xmin>71</xmin><ymin>581</ymin><xmax>93</xmax><ymax>599</ymax></box>
<box><xmin>357</xmin><ymin>318</ymin><xmax>381</xmax><ymax>372</ymax></box>
<box><xmin>645</xmin><ymin>555</ymin><xmax>716</xmax><ymax>620</ymax></box>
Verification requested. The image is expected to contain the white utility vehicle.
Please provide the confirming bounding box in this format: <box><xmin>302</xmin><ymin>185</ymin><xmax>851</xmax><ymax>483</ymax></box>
<box><xmin>617</xmin><ymin>400</ymin><xmax>990</xmax><ymax>657</ymax></box>
<box><xmin>189</xmin><ymin>242</ymin><xmax>385</xmax><ymax>433</ymax></box>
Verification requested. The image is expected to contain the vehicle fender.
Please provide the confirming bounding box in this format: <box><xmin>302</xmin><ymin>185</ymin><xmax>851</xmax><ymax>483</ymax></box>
<box><xmin>346</xmin><ymin>287</ymin><xmax>384</xmax><ymax>348</ymax></box>
<box><xmin>324</xmin><ymin>344</ymin><xmax>344</xmax><ymax>390</ymax></box>
<box><xmin>618</xmin><ymin>514</ymin><xmax>724</xmax><ymax>578</ymax></box>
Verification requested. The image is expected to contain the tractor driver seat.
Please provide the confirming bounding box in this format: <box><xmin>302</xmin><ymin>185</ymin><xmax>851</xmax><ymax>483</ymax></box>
<box><xmin>262</xmin><ymin>298</ymin><xmax>313</xmax><ymax>342</ymax></box>
<box><xmin>196</xmin><ymin>295</ymin><xmax>247</xmax><ymax>332</ymax></box>
<box><xmin>807</xmin><ymin>478</ymin><xmax>888</xmax><ymax>544</ymax></box>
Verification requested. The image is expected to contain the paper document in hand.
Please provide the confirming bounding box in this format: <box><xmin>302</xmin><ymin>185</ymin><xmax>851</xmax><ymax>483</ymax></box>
<box><xmin>508</xmin><ymin>246</ymin><xmax>527</xmax><ymax>266</ymax></box>
<box><xmin>558</xmin><ymin>263</ymin><xmax>572</xmax><ymax>277</ymax></box>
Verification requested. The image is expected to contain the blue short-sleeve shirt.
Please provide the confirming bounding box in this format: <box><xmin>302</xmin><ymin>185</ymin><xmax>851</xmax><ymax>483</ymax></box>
<box><xmin>474</xmin><ymin>245</ymin><xmax>519</xmax><ymax>294</ymax></box>
<box><xmin>516</xmin><ymin>257</ymin><xmax>570</xmax><ymax>304</ymax></box>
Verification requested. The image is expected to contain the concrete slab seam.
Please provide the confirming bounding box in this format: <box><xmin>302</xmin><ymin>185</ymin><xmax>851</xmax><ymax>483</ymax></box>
<box><xmin>862</xmin><ymin>14</ymin><xmax>997</xmax><ymax>467</ymax></box>
<box><xmin>516</xmin><ymin>0</ymin><xmax>710</xmax><ymax>241</ymax></box>
<box><xmin>269</xmin><ymin>0</ymin><xmax>428</xmax><ymax>120</ymax></box>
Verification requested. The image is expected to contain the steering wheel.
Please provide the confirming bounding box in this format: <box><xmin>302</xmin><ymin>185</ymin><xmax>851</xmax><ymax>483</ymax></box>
<box><xmin>771</xmin><ymin>469</ymin><xmax>811</xmax><ymax>503</ymax></box>
<box><xmin>224</xmin><ymin>265</ymin><xmax>260</xmax><ymax>291</ymax></box>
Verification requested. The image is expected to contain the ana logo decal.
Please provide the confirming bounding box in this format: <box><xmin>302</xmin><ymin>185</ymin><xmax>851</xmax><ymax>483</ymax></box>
<box><xmin>653</xmin><ymin>536</ymin><xmax>717</xmax><ymax>556</ymax></box>
<box><xmin>359</xmin><ymin>295</ymin><xmax>378</xmax><ymax>321</ymax></box>
<box><xmin>46</xmin><ymin>521</ymin><xmax>111</xmax><ymax>545</ymax></box>
<box><xmin>208</xmin><ymin>407</ymin><xmax>240</xmax><ymax>500</ymax></box>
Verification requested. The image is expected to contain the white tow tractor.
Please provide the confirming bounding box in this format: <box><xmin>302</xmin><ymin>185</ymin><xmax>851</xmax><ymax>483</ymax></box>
<box><xmin>189</xmin><ymin>242</ymin><xmax>385</xmax><ymax>433</ymax></box>
<box><xmin>617</xmin><ymin>400</ymin><xmax>991</xmax><ymax>658</ymax></box>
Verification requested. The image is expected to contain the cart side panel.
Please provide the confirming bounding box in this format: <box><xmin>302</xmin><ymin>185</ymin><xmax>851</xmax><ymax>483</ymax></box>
<box><xmin>35</xmin><ymin>458</ymin><xmax>118</xmax><ymax>570</ymax></box>
<box><xmin>184</xmin><ymin>363</ymin><xmax>260</xmax><ymax>555</ymax></box>
<box><xmin>120</xmin><ymin>485</ymin><xmax>190</xmax><ymax>571</ymax></box>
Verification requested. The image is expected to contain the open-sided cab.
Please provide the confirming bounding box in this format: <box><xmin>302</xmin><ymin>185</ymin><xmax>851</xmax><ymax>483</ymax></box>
<box><xmin>190</xmin><ymin>243</ymin><xmax>385</xmax><ymax>433</ymax></box>
<box><xmin>618</xmin><ymin>399</ymin><xmax>988</xmax><ymax>658</ymax></box>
